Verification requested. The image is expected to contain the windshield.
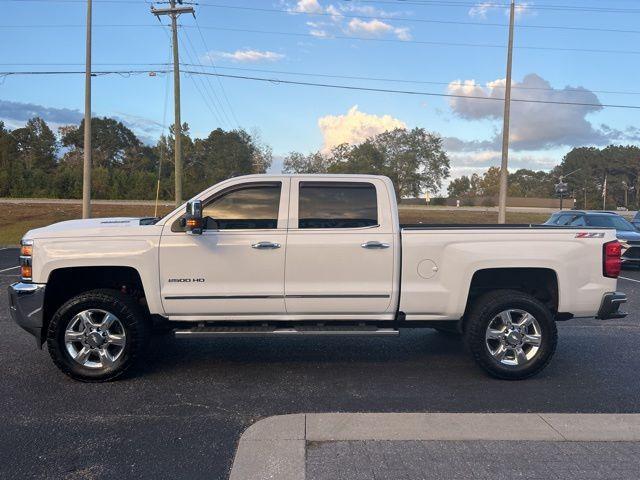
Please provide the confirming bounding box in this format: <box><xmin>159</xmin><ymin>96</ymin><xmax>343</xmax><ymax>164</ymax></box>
<box><xmin>586</xmin><ymin>215</ymin><xmax>636</xmax><ymax>231</ymax></box>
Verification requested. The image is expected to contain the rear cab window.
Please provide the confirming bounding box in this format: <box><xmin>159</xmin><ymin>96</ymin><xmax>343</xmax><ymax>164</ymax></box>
<box><xmin>297</xmin><ymin>182</ymin><xmax>378</xmax><ymax>229</ymax></box>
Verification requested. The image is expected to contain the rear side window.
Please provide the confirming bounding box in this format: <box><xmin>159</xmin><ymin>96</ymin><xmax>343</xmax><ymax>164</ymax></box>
<box><xmin>556</xmin><ymin>214</ymin><xmax>576</xmax><ymax>225</ymax></box>
<box><xmin>298</xmin><ymin>182</ymin><xmax>378</xmax><ymax>229</ymax></box>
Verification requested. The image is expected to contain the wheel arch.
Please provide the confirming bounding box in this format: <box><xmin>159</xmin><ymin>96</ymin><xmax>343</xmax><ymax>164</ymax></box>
<box><xmin>41</xmin><ymin>266</ymin><xmax>148</xmax><ymax>346</ymax></box>
<box><xmin>462</xmin><ymin>267</ymin><xmax>559</xmax><ymax>329</ymax></box>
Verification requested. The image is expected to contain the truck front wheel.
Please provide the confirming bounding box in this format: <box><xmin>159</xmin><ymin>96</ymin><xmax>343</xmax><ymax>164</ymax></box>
<box><xmin>464</xmin><ymin>290</ymin><xmax>557</xmax><ymax>380</ymax></box>
<box><xmin>47</xmin><ymin>289</ymin><xmax>150</xmax><ymax>382</ymax></box>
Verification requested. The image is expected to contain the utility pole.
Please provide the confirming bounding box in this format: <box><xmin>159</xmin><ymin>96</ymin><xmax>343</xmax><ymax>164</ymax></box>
<box><xmin>497</xmin><ymin>0</ymin><xmax>516</xmax><ymax>224</ymax></box>
<box><xmin>82</xmin><ymin>0</ymin><xmax>92</xmax><ymax>219</ymax></box>
<box><xmin>151</xmin><ymin>0</ymin><xmax>194</xmax><ymax>206</ymax></box>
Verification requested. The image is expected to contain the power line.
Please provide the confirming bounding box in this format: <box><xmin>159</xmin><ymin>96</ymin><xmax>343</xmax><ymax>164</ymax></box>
<box><xmin>178</xmin><ymin>32</ymin><xmax>226</xmax><ymax>127</ymax></box>
<box><xmin>5</xmin><ymin>62</ymin><xmax>640</xmax><ymax>98</ymax></box>
<box><xmin>197</xmin><ymin>3</ymin><xmax>640</xmax><ymax>35</ymax></box>
<box><xmin>3</xmin><ymin>68</ymin><xmax>640</xmax><ymax>110</ymax></box>
<box><xmin>179</xmin><ymin>27</ymin><xmax>230</xmax><ymax>127</ymax></box>
<box><xmin>5</xmin><ymin>23</ymin><xmax>640</xmax><ymax>55</ymax></box>
<box><xmin>123</xmin><ymin>70</ymin><xmax>640</xmax><ymax>110</ymax></box>
<box><xmin>193</xmin><ymin>25</ymin><xmax>640</xmax><ymax>56</ymax></box>
<box><xmin>6</xmin><ymin>0</ymin><xmax>640</xmax><ymax>14</ymax></box>
<box><xmin>336</xmin><ymin>0</ymin><xmax>640</xmax><ymax>14</ymax></box>
<box><xmin>178</xmin><ymin>63</ymin><xmax>640</xmax><ymax>97</ymax></box>
<box><xmin>194</xmin><ymin>16</ymin><xmax>240</xmax><ymax>128</ymax></box>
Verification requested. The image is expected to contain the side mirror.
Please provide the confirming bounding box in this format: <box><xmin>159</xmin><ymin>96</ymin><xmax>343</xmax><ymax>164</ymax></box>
<box><xmin>185</xmin><ymin>200</ymin><xmax>203</xmax><ymax>235</ymax></box>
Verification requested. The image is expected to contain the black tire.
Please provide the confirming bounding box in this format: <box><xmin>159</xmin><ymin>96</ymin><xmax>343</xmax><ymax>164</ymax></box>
<box><xmin>464</xmin><ymin>290</ymin><xmax>557</xmax><ymax>380</ymax></box>
<box><xmin>47</xmin><ymin>289</ymin><xmax>151</xmax><ymax>382</ymax></box>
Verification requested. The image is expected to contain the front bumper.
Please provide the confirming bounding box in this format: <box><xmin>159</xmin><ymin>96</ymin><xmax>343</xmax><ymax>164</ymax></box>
<box><xmin>596</xmin><ymin>292</ymin><xmax>627</xmax><ymax>320</ymax></box>
<box><xmin>8</xmin><ymin>282</ymin><xmax>46</xmax><ymax>345</ymax></box>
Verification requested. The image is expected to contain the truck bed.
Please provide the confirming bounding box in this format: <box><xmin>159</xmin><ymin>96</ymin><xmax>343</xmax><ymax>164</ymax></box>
<box><xmin>400</xmin><ymin>224</ymin><xmax>611</xmax><ymax>230</ymax></box>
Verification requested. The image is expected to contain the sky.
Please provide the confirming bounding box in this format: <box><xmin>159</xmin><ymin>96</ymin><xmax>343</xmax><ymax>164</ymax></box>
<box><xmin>2</xmin><ymin>0</ymin><xmax>640</xmax><ymax>191</ymax></box>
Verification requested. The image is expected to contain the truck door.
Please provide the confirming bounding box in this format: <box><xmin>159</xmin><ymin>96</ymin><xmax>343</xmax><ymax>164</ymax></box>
<box><xmin>284</xmin><ymin>179</ymin><xmax>396</xmax><ymax>315</ymax></box>
<box><xmin>159</xmin><ymin>179</ymin><xmax>289</xmax><ymax>316</ymax></box>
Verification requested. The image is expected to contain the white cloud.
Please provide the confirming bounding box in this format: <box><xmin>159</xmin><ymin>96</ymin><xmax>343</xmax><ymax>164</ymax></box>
<box><xmin>514</xmin><ymin>2</ymin><xmax>534</xmax><ymax>18</ymax></box>
<box><xmin>348</xmin><ymin>18</ymin><xmax>393</xmax><ymax>36</ymax></box>
<box><xmin>325</xmin><ymin>4</ymin><xmax>342</xmax><ymax>21</ymax></box>
<box><xmin>292</xmin><ymin>0</ymin><xmax>323</xmax><ymax>14</ymax></box>
<box><xmin>287</xmin><ymin>1</ymin><xmax>411</xmax><ymax>40</ymax></box>
<box><xmin>318</xmin><ymin>105</ymin><xmax>406</xmax><ymax>151</ymax></box>
<box><xmin>446</xmin><ymin>73</ymin><xmax>611</xmax><ymax>150</ymax></box>
<box><xmin>468</xmin><ymin>2</ymin><xmax>493</xmax><ymax>18</ymax></box>
<box><xmin>309</xmin><ymin>29</ymin><xmax>329</xmax><ymax>37</ymax></box>
<box><xmin>469</xmin><ymin>1</ymin><xmax>533</xmax><ymax>19</ymax></box>
<box><xmin>347</xmin><ymin>18</ymin><xmax>412</xmax><ymax>40</ymax></box>
<box><xmin>394</xmin><ymin>27</ymin><xmax>412</xmax><ymax>41</ymax></box>
<box><xmin>205</xmin><ymin>49</ymin><xmax>285</xmax><ymax>63</ymax></box>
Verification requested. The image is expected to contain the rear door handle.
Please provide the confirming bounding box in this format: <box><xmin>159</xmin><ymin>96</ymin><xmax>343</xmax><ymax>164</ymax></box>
<box><xmin>361</xmin><ymin>241</ymin><xmax>390</xmax><ymax>249</ymax></box>
<box><xmin>252</xmin><ymin>241</ymin><xmax>281</xmax><ymax>249</ymax></box>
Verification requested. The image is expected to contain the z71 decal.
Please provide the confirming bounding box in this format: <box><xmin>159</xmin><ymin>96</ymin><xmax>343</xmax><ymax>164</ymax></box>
<box><xmin>575</xmin><ymin>232</ymin><xmax>605</xmax><ymax>238</ymax></box>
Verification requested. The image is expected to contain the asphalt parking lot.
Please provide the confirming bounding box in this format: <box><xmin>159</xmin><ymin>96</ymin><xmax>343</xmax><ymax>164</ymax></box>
<box><xmin>1</xmin><ymin>246</ymin><xmax>639</xmax><ymax>480</ymax></box>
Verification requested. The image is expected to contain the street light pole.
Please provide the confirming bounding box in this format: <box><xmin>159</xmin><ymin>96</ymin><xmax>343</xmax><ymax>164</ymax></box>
<box><xmin>497</xmin><ymin>0</ymin><xmax>516</xmax><ymax>224</ymax></box>
<box><xmin>82</xmin><ymin>0</ymin><xmax>92</xmax><ymax>219</ymax></box>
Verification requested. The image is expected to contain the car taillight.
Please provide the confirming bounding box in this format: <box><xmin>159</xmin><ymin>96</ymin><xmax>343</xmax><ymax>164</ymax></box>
<box><xmin>603</xmin><ymin>240</ymin><xmax>622</xmax><ymax>278</ymax></box>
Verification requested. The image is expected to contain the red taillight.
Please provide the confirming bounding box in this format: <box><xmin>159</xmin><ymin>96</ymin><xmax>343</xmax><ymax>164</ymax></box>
<box><xmin>603</xmin><ymin>240</ymin><xmax>622</xmax><ymax>278</ymax></box>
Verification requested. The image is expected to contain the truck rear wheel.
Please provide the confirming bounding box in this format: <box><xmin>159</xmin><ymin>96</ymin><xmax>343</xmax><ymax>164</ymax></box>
<box><xmin>47</xmin><ymin>289</ymin><xmax>150</xmax><ymax>382</ymax></box>
<box><xmin>464</xmin><ymin>290</ymin><xmax>557</xmax><ymax>380</ymax></box>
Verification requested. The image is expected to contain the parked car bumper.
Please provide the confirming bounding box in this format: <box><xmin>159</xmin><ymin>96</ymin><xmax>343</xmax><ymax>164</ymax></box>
<box><xmin>621</xmin><ymin>243</ymin><xmax>640</xmax><ymax>264</ymax></box>
<box><xmin>596</xmin><ymin>292</ymin><xmax>627</xmax><ymax>320</ymax></box>
<box><xmin>8</xmin><ymin>282</ymin><xmax>46</xmax><ymax>345</ymax></box>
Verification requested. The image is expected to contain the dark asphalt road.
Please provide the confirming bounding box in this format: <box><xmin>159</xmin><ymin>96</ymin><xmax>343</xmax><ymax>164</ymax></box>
<box><xmin>1</xmin><ymin>247</ymin><xmax>639</xmax><ymax>480</ymax></box>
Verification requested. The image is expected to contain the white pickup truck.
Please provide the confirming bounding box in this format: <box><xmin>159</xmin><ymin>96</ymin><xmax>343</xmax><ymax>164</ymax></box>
<box><xmin>9</xmin><ymin>174</ymin><xmax>627</xmax><ymax>382</ymax></box>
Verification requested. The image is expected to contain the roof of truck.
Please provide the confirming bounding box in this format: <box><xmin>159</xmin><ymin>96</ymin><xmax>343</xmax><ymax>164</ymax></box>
<box><xmin>552</xmin><ymin>210</ymin><xmax>621</xmax><ymax>216</ymax></box>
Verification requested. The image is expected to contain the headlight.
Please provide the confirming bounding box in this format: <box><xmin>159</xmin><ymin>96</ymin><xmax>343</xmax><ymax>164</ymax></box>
<box><xmin>20</xmin><ymin>239</ymin><xmax>33</xmax><ymax>281</ymax></box>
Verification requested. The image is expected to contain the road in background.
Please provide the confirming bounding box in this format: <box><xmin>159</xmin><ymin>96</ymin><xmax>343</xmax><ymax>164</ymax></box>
<box><xmin>1</xmin><ymin>247</ymin><xmax>639</xmax><ymax>479</ymax></box>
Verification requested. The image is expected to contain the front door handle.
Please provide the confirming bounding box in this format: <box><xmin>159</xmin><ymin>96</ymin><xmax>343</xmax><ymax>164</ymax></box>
<box><xmin>361</xmin><ymin>241</ymin><xmax>390</xmax><ymax>249</ymax></box>
<box><xmin>252</xmin><ymin>241</ymin><xmax>281</xmax><ymax>249</ymax></box>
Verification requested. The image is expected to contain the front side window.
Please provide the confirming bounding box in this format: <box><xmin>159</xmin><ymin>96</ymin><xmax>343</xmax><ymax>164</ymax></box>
<box><xmin>202</xmin><ymin>183</ymin><xmax>281</xmax><ymax>230</ymax></box>
<box><xmin>298</xmin><ymin>182</ymin><xmax>378</xmax><ymax>229</ymax></box>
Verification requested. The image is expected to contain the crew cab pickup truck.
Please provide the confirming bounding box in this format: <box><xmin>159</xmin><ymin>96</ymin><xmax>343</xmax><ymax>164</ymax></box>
<box><xmin>9</xmin><ymin>174</ymin><xmax>627</xmax><ymax>382</ymax></box>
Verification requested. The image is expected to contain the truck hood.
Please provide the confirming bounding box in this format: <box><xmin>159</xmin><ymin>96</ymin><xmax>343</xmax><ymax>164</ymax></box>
<box><xmin>24</xmin><ymin>217</ymin><xmax>162</xmax><ymax>240</ymax></box>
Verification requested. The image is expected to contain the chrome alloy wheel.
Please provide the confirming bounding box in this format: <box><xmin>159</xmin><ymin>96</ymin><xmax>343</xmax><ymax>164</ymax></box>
<box><xmin>64</xmin><ymin>309</ymin><xmax>126</xmax><ymax>369</ymax></box>
<box><xmin>485</xmin><ymin>309</ymin><xmax>542</xmax><ymax>366</ymax></box>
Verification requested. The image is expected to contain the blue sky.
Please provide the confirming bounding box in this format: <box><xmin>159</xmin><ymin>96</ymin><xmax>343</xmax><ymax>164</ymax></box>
<box><xmin>2</xmin><ymin>0</ymin><xmax>640</xmax><ymax>188</ymax></box>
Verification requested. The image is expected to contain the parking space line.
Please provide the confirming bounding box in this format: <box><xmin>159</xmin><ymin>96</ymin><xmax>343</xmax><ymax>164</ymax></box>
<box><xmin>0</xmin><ymin>265</ymin><xmax>19</xmax><ymax>273</ymax></box>
<box><xmin>620</xmin><ymin>276</ymin><xmax>640</xmax><ymax>284</ymax></box>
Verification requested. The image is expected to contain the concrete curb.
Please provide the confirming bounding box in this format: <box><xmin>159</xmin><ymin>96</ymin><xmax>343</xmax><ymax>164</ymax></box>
<box><xmin>228</xmin><ymin>413</ymin><xmax>640</xmax><ymax>480</ymax></box>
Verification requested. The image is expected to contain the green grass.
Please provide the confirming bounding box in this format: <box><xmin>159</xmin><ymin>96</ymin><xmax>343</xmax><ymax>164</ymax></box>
<box><xmin>0</xmin><ymin>202</ymin><xmax>551</xmax><ymax>246</ymax></box>
<box><xmin>0</xmin><ymin>203</ymin><xmax>174</xmax><ymax>245</ymax></box>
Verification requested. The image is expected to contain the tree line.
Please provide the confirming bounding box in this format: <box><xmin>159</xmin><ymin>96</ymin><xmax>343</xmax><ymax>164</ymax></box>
<box><xmin>1</xmin><ymin>116</ymin><xmax>638</xmax><ymax>208</ymax></box>
<box><xmin>447</xmin><ymin>146</ymin><xmax>640</xmax><ymax>209</ymax></box>
<box><xmin>283</xmin><ymin>128</ymin><xmax>451</xmax><ymax>199</ymax></box>
<box><xmin>0</xmin><ymin>117</ymin><xmax>272</xmax><ymax>200</ymax></box>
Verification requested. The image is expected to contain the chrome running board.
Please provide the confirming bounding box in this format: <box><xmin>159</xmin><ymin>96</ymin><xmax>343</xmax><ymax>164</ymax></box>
<box><xmin>174</xmin><ymin>326</ymin><xmax>399</xmax><ymax>338</ymax></box>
